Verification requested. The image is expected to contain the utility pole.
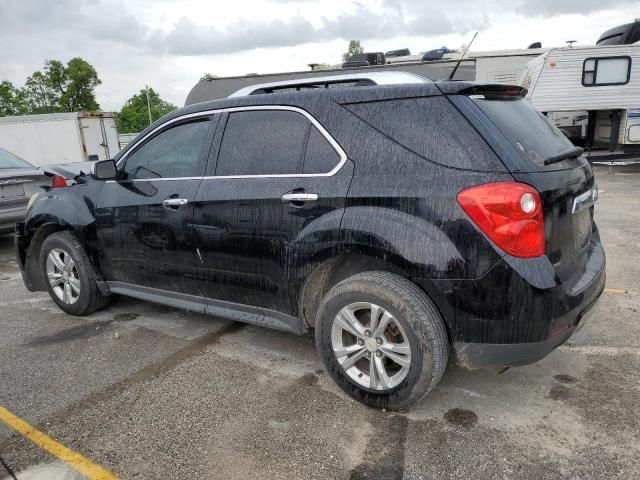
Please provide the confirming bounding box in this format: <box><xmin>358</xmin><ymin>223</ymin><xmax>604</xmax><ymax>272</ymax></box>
<box><xmin>145</xmin><ymin>85</ymin><xmax>153</xmax><ymax>126</ymax></box>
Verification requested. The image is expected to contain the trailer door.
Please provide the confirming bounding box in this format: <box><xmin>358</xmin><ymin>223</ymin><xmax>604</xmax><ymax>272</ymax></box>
<box><xmin>102</xmin><ymin>117</ymin><xmax>120</xmax><ymax>158</ymax></box>
<box><xmin>78</xmin><ymin>116</ymin><xmax>109</xmax><ymax>161</ymax></box>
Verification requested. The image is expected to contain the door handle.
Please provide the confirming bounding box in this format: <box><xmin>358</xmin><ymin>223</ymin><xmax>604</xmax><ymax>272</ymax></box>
<box><xmin>281</xmin><ymin>193</ymin><xmax>319</xmax><ymax>203</ymax></box>
<box><xmin>162</xmin><ymin>198</ymin><xmax>189</xmax><ymax>209</ymax></box>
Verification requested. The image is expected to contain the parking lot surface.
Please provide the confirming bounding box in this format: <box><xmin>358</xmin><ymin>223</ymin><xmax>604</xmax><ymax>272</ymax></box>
<box><xmin>0</xmin><ymin>166</ymin><xmax>639</xmax><ymax>479</ymax></box>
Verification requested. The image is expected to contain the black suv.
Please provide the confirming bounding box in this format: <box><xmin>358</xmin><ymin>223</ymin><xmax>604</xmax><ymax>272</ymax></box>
<box><xmin>16</xmin><ymin>77</ymin><xmax>605</xmax><ymax>409</ymax></box>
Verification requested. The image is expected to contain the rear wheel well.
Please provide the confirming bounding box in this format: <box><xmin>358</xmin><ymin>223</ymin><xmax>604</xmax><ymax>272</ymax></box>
<box><xmin>299</xmin><ymin>254</ymin><xmax>409</xmax><ymax>329</ymax></box>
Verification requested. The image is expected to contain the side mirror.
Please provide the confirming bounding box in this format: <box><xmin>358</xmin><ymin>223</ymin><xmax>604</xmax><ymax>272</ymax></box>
<box><xmin>93</xmin><ymin>159</ymin><xmax>117</xmax><ymax>180</ymax></box>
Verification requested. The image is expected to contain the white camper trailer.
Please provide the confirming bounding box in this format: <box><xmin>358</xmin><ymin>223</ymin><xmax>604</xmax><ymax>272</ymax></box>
<box><xmin>520</xmin><ymin>43</ymin><xmax>640</xmax><ymax>164</ymax></box>
<box><xmin>389</xmin><ymin>47</ymin><xmax>549</xmax><ymax>85</ymax></box>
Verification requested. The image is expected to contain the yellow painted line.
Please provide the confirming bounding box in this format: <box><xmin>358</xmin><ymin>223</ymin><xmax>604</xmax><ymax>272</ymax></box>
<box><xmin>604</xmin><ymin>288</ymin><xmax>627</xmax><ymax>294</ymax></box>
<box><xmin>0</xmin><ymin>405</ymin><xmax>119</xmax><ymax>480</ymax></box>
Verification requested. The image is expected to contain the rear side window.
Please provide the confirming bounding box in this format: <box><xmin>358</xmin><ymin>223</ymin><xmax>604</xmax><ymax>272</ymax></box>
<box><xmin>124</xmin><ymin>120</ymin><xmax>210</xmax><ymax>179</ymax></box>
<box><xmin>469</xmin><ymin>96</ymin><xmax>574</xmax><ymax>168</ymax></box>
<box><xmin>216</xmin><ymin>110</ymin><xmax>308</xmax><ymax>175</ymax></box>
<box><xmin>344</xmin><ymin>96</ymin><xmax>500</xmax><ymax>171</ymax></box>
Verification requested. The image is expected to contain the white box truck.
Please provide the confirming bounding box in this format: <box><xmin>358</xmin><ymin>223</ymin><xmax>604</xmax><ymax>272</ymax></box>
<box><xmin>0</xmin><ymin>111</ymin><xmax>119</xmax><ymax>167</ymax></box>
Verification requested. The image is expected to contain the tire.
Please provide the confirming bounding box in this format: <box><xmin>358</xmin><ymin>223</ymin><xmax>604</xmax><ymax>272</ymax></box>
<box><xmin>40</xmin><ymin>231</ymin><xmax>110</xmax><ymax>316</ymax></box>
<box><xmin>315</xmin><ymin>271</ymin><xmax>448</xmax><ymax>410</ymax></box>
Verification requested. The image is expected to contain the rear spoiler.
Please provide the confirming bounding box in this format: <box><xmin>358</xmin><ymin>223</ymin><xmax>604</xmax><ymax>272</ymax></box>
<box><xmin>436</xmin><ymin>82</ymin><xmax>527</xmax><ymax>98</ymax></box>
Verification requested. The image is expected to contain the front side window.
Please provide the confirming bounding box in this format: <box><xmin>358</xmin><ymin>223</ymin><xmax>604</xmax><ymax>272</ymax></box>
<box><xmin>123</xmin><ymin>119</ymin><xmax>211</xmax><ymax>180</ymax></box>
<box><xmin>216</xmin><ymin>110</ymin><xmax>309</xmax><ymax>176</ymax></box>
<box><xmin>582</xmin><ymin>56</ymin><xmax>631</xmax><ymax>86</ymax></box>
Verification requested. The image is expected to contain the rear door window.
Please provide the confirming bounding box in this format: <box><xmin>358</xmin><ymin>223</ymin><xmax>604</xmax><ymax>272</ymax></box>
<box><xmin>216</xmin><ymin>110</ymin><xmax>308</xmax><ymax>176</ymax></box>
<box><xmin>302</xmin><ymin>126</ymin><xmax>340</xmax><ymax>174</ymax></box>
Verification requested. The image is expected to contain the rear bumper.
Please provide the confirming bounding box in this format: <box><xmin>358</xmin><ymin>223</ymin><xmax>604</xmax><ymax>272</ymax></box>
<box><xmin>415</xmin><ymin>230</ymin><xmax>606</xmax><ymax>369</ymax></box>
<box><xmin>453</xmin><ymin>285</ymin><xmax>602</xmax><ymax>369</ymax></box>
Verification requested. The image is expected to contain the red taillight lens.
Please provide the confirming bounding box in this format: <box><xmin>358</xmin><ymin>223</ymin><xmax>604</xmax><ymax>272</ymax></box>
<box><xmin>457</xmin><ymin>182</ymin><xmax>544</xmax><ymax>258</ymax></box>
<box><xmin>51</xmin><ymin>175</ymin><xmax>67</xmax><ymax>188</ymax></box>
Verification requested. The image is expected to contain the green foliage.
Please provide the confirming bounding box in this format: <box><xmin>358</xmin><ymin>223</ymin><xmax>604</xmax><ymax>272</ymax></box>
<box><xmin>313</xmin><ymin>63</ymin><xmax>341</xmax><ymax>71</ymax></box>
<box><xmin>342</xmin><ymin>40</ymin><xmax>364</xmax><ymax>62</ymax></box>
<box><xmin>0</xmin><ymin>81</ymin><xmax>28</xmax><ymax>116</ymax></box>
<box><xmin>2</xmin><ymin>58</ymin><xmax>101</xmax><ymax>115</ymax></box>
<box><xmin>200</xmin><ymin>73</ymin><xmax>219</xmax><ymax>81</ymax></box>
<box><xmin>116</xmin><ymin>88</ymin><xmax>177</xmax><ymax>133</ymax></box>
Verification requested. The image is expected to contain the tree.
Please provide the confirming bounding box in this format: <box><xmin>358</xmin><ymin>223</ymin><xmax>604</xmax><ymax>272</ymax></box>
<box><xmin>342</xmin><ymin>40</ymin><xmax>364</xmax><ymax>62</ymax></box>
<box><xmin>23</xmin><ymin>71</ymin><xmax>56</xmax><ymax>114</ymax></box>
<box><xmin>0</xmin><ymin>81</ymin><xmax>28</xmax><ymax>116</ymax></box>
<box><xmin>116</xmin><ymin>88</ymin><xmax>177</xmax><ymax>133</ymax></box>
<box><xmin>312</xmin><ymin>63</ymin><xmax>340</xmax><ymax>71</ymax></box>
<box><xmin>200</xmin><ymin>73</ymin><xmax>219</xmax><ymax>81</ymax></box>
<box><xmin>22</xmin><ymin>58</ymin><xmax>101</xmax><ymax>113</ymax></box>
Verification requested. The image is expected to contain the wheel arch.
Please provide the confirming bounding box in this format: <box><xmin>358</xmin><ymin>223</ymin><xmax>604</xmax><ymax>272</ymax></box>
<box><xmin>296</xmin><ymin>246</ymin><xmax>451</xmax><ymax>344</ymax></box>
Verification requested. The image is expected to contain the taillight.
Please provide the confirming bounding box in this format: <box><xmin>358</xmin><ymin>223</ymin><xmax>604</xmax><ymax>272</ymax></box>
<box><xmin>51</xmin><ymin>175</ymin><xmax>67</xmax><ymax>188</ymax></box>
<box><xmin>457</xmin><ymin>182</ymin><xmax>544</xmax><ymax>258</ymax></box>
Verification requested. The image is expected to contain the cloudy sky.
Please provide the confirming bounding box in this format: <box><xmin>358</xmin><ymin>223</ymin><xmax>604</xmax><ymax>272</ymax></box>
<box><xmin>0</xmin><ymin>0</ymin><xmax>634</xmax><ymax>111</ymax></box>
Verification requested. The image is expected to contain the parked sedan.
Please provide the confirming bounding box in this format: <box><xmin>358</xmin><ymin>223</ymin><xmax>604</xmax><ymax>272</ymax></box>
<box><xmin>0</xmin><ymin>148</ymin><xmax>50</xmax><ymax>235</ymax></box>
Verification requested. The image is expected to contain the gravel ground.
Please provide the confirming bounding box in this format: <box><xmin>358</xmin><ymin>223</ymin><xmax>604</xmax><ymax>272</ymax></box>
<box><xmin>0</xmin><ymin>166</ymin><xmax>638</xmax><ymax>479</ymax></box>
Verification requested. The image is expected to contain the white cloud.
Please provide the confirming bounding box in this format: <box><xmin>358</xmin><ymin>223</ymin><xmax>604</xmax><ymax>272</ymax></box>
<box><xmin>0</xmin><ymin>0</ymin><xmax>635</xmax><ymax>110</ymax></box>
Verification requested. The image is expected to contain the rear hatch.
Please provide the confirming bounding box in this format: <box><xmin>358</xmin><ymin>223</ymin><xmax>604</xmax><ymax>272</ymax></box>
<box><xmin>447</xmin><ymin>85</ymin><xmax>597</xmax><ymax>279</ymax></box>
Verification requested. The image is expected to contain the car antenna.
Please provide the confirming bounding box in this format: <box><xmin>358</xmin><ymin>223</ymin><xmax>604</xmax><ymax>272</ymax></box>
<box><xmin>447</xmin><ymin>31</ymin><xmax>478</xmax><ymax>81</ymax></box>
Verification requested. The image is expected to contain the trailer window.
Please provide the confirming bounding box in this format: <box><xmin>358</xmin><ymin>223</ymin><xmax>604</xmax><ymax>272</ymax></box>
<box><xmin>582</xmin><ymin>56</ymin><xmax>631</xmax><ymax>86</ymax></box>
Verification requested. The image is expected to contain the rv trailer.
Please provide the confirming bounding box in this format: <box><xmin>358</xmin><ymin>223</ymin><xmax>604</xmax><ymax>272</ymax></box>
<box><xmin>185</xmin><ymin>44</ymin><xmax>548</xmax><ymax>105</ymax></box>
<box><xmin>388</xmin><ymin>47</ymin><xmax>549</xmax><ymax>84</ymax></box>
<box><xmin>185</xmin><ymin>60</ymin><xmax>475</xmax><ymax>105</ymax></box>
<box><xmin>520</xmin><ymin>42</ymin><xmax>640</xmax><ymax>165</ymax></box>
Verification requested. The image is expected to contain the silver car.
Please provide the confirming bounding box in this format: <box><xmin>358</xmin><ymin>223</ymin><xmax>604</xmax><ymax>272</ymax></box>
<box><xmin>0</xmin><ymin>148</ymin><xmax>50</xmax><ymax>235</ymax></box>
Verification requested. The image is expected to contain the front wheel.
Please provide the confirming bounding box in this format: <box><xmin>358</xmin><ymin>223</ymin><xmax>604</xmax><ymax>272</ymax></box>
<box><xmin>40</xmin><ymin>231</ymin><xmax>110</xmax><ymax>316</ymax></box>
<box><xmin>315</xmin><ymin>271</ymin><xmax>448</xmax><ymax>410</ymax></box>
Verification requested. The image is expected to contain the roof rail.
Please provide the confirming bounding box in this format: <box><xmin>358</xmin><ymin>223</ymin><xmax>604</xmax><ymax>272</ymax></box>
<box><xmin>228</xmin><ymin>71</ymin><xmax>430</xmax><ymax>97</ymax></box>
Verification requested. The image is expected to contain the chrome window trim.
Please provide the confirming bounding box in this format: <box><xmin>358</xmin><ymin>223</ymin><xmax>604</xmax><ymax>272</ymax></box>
<box><xmin>112</xmin><ymin>105</ymin><xmax>347</xmax><ymax>182</ymax></box>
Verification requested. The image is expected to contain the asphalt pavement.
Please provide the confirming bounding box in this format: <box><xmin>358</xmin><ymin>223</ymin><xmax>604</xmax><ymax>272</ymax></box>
<box><xmin>0</xmin><ymin>166</ymin><xmax>638</xmax><ymax>479</ymax></box>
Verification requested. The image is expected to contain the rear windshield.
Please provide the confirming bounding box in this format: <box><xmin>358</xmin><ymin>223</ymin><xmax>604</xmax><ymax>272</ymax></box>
<box><xmin>0</xmin><ymin>148</ymin><xmax>32</xmax><ymax>169</ymax></box>
<box><xmin>470</xmin><ymin>96</ymin><xmax>575</xmax><ymax>168</ymax></box>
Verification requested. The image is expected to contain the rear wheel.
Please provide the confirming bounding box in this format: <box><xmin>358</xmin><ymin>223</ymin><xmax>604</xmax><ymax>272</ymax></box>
<box><xmin>315</xmin><ymin>271</ymin><xmax>448</xmax><ymax>409</ymax></box>
<box><xmin>40</xmin><ymin>231</ymin><xmax>110</xmax><ymax>315</ymax></box>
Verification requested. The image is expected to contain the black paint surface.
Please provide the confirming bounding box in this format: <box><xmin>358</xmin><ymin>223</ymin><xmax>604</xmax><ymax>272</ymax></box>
<box><xmin>16</xmin><ymin>81</ymin><xmax>605</xmax><ymax>367</ymax></box>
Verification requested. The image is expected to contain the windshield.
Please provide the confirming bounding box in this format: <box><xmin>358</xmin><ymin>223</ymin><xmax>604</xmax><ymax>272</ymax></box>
<box><xmin>0</xmin><ymin>148</ymin><xmax>33</xmax><ymax>169</ymax></box>
<box><xmin>470</xmin><ymin>96</ymin><xmax>575</xmax><ymax>168</ymax></box>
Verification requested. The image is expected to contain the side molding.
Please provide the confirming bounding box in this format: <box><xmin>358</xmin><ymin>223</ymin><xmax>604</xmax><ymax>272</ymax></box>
<box><xmin>107</xmin><ymin>282</ymin><xmax>305</xmax><ymax>335</ymax></box>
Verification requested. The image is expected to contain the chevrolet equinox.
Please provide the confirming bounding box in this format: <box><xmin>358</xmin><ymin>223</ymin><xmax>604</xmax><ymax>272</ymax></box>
<box><xmin>16</xmin><ymin>74</ymin><xmax>606</xmax><ymax>409</ymax></box>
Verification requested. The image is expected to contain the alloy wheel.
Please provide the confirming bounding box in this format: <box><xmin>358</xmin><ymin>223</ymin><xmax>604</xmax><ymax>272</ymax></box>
<box><xmin>331</xmin><ymin>302</ymin><xmax>412</xmax><ymax>391</ymax></box>
<box><xmin>46</xmin><ymin>248</ymin><xmax>81</xmax><ymax>305</ymax></box>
